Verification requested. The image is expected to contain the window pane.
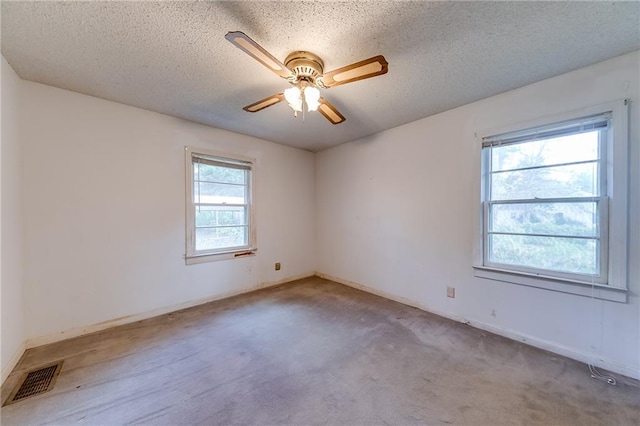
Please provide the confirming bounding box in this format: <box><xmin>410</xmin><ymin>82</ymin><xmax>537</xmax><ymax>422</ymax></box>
<box><xmin>195</xmin><ymin>206</ymin><xmax>246</xmax><ymax>227</ymax></box>
<box><xmin>491</xmin><ymin>131</ymin><xmax>599</xmax><ymax>172</ymax></box>
<box><xmin>194</xmin><ymin>182</ymin><xmax>246</xmax><ymax>204</ymax></box>
<box><xmin>491</xmin><ymin>162</ymin><xmax>598</xmax><ymax>200</ymax></box>
<box><xmin>489</xmin><ymin>234</ymin><xmax>598</xmax><ymax>275</ymax></box>
<box><xmin>490</xmin><ymin>202</ymin><xmax>597</xmax><ymax>237</ymax></box>
<box><xmin>195</xmin><ymin>163</ymin><xmax>245</xmax><ymax>184</ymax></box>
<box><xmin>195</xmin><ymin>226</ymin><xmax>247</xmax><ymax>251</ymax></box>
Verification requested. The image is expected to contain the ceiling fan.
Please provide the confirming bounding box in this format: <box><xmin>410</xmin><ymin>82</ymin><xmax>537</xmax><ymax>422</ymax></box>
<box><xmin>225</xmin><ymin>31</ymin><xmax>388</xmax><ymax>125</ymax></box>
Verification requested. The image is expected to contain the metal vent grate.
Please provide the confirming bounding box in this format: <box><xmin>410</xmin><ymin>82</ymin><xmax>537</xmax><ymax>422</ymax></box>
<box><xmin>4</xmin><ymin>362</ymin><xmax>63</xmax><ymax>406</ymax></box>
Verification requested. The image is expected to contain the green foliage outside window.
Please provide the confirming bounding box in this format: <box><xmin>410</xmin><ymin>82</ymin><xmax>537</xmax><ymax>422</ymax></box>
<box><xmin>488</xmin><ymin>131</ymin><xmax>601</xmax><ymax>275</ymax></box>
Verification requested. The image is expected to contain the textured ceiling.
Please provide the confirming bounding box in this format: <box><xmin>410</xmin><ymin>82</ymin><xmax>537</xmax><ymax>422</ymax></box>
<box><xmin>2</xmin><ymin>1</ymin><xmax>639</xmax><ymax>152</ymax></box>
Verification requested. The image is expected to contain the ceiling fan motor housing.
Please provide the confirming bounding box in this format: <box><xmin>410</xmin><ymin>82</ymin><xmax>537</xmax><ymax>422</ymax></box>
<box><xmin>285</xmin><ymin>51</ymin><xmax>324</xmax><ymax>85</ymax></box>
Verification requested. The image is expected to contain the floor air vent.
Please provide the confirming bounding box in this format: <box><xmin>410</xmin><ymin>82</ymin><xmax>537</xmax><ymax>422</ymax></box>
<box><xmin>4</xmin><ymin>362</ymin><xmax>63</xmax><ymax>406</ymax></box>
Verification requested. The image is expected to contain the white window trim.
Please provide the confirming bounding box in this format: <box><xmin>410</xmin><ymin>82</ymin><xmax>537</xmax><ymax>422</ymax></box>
<box><xmin>185</xmin><ymin>146</ymin><xmax>257</xmax><ymax>265</ymax></box>
<box><xmin>472</xmin><ymin>99</ymin><xmax>629</xmax><ymax>302</ymax></box>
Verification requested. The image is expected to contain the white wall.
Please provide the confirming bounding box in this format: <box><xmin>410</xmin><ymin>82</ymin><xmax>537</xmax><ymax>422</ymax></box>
<box><xmin>316</xmin><ymin>51</ymin><xmax>640</xmax><ymax>378</ymax></box>
<box><xmin>20</xmin><ymin>81</ymin><xmax>316</xmax><ymax>344</ymax></box>
<box><xmin>1</xmin><ymin>56</ymin><xmax>25</xmax><ymax>382</ymax></box>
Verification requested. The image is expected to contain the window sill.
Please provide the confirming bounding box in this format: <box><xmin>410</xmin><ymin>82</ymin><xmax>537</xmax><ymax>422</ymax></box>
<box><xmin>185</xmin><ymin>248</ymin><xmax>256</xmax><ymax>265</ymax></box>
<box><xmin>473</xmin><ymin>266</ymin><xmax>627</xmax><ymax>303</ymax></box>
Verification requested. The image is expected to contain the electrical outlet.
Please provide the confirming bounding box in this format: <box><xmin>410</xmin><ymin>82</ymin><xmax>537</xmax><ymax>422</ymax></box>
<box><xmin>447</xmin><ymin>287</ymin><xmax>455</xmax><ymax>298</ymax></box>
<box><xmin>275</xmin><ymin>262</ymin><xmax>281</xmax><ymax>271</ymax></box>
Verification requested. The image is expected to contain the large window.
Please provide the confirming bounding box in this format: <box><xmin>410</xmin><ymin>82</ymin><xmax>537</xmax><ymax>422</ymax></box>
<box><xmin>476</xmin><ymin>100</ymin><xmax>629</xmax><ymax>300</ymax></box>
<box><xmin>185</xmin><ymin>147</ymin><xmax>255</xmax><ymax>264</ymax></box>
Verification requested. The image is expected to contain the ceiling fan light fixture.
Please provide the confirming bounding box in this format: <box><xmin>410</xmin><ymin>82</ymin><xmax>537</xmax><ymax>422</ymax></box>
<box><xmin>285</xmin><ymin>85</ymin><xmax>320</xmax><ymax>113</ymax></box>
<box><xmin>304</xmin><ymin>86</ymin><xmax>320</xmax><ymax>111</ymax></box>
<box><xmin>284</xmin><ymin>86</ymin><xmax>302</xmax><ymax>112</ymax></box>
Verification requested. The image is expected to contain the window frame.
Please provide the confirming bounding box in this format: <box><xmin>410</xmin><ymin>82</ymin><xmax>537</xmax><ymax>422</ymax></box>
<box><xmin>473</xmin><ymin>100</ymin><xmax>629</xmax><ymax>302</ymax></box>
<box><xmin>185</xmin><ymin>146</ymin><xmax>256</xmax><ymax>265</ymax></box>
<box><xmin>482</xmin><ymin>114</ymin><xmax>609</xmax><ymax>283</ymax></box>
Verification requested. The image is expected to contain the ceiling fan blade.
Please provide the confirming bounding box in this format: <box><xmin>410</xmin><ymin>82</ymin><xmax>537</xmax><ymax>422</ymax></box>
<box><xmin>320</xmin><ymin>55</ymin><xmax>388</xmax><ymax>88</ymax></box>
<box><xmin>225</xmin><ymin>31</ymin><xmax>292</xmax><ymax>79</ymax></box>
<box><xmin>243</xmin><ymin>93</ymin><xmax>285</xmax><ymax>113</ymax></box>
<box><xmin>318</xmin><ymin>98</ymin><xmax>346</xmax><ymax>125</ymax></box>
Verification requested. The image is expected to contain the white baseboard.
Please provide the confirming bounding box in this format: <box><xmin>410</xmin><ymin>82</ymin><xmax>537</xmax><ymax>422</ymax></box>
<box><xmin>25</xmin><ymin>273</ymin><xmax>314</xmax><ymax>349</ymax></box>
<box><xmin>464</xmin><ymin>317</ymin><xmax>640</xmax><ymax>381</ymax></box>
<box><xmin>316</xmin><ymin>272</ymin><xmax>640</xmax><ymax>381</ymax></box>
<box><xmin>1</xmin><ymin>341</ymin><xmax>26</xmax><ymax>386</ymax></box>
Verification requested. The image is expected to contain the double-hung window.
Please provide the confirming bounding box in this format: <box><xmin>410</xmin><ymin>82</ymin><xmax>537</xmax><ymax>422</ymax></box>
<box><xmin>185</xmin><ymin>147</ymin><xmax>255</xmax><ymax>264</ymax></box>
<box><xmin>476</xmin><ymin>100</ymin><xmax>629</xmax><ymax>300</ymax></box>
